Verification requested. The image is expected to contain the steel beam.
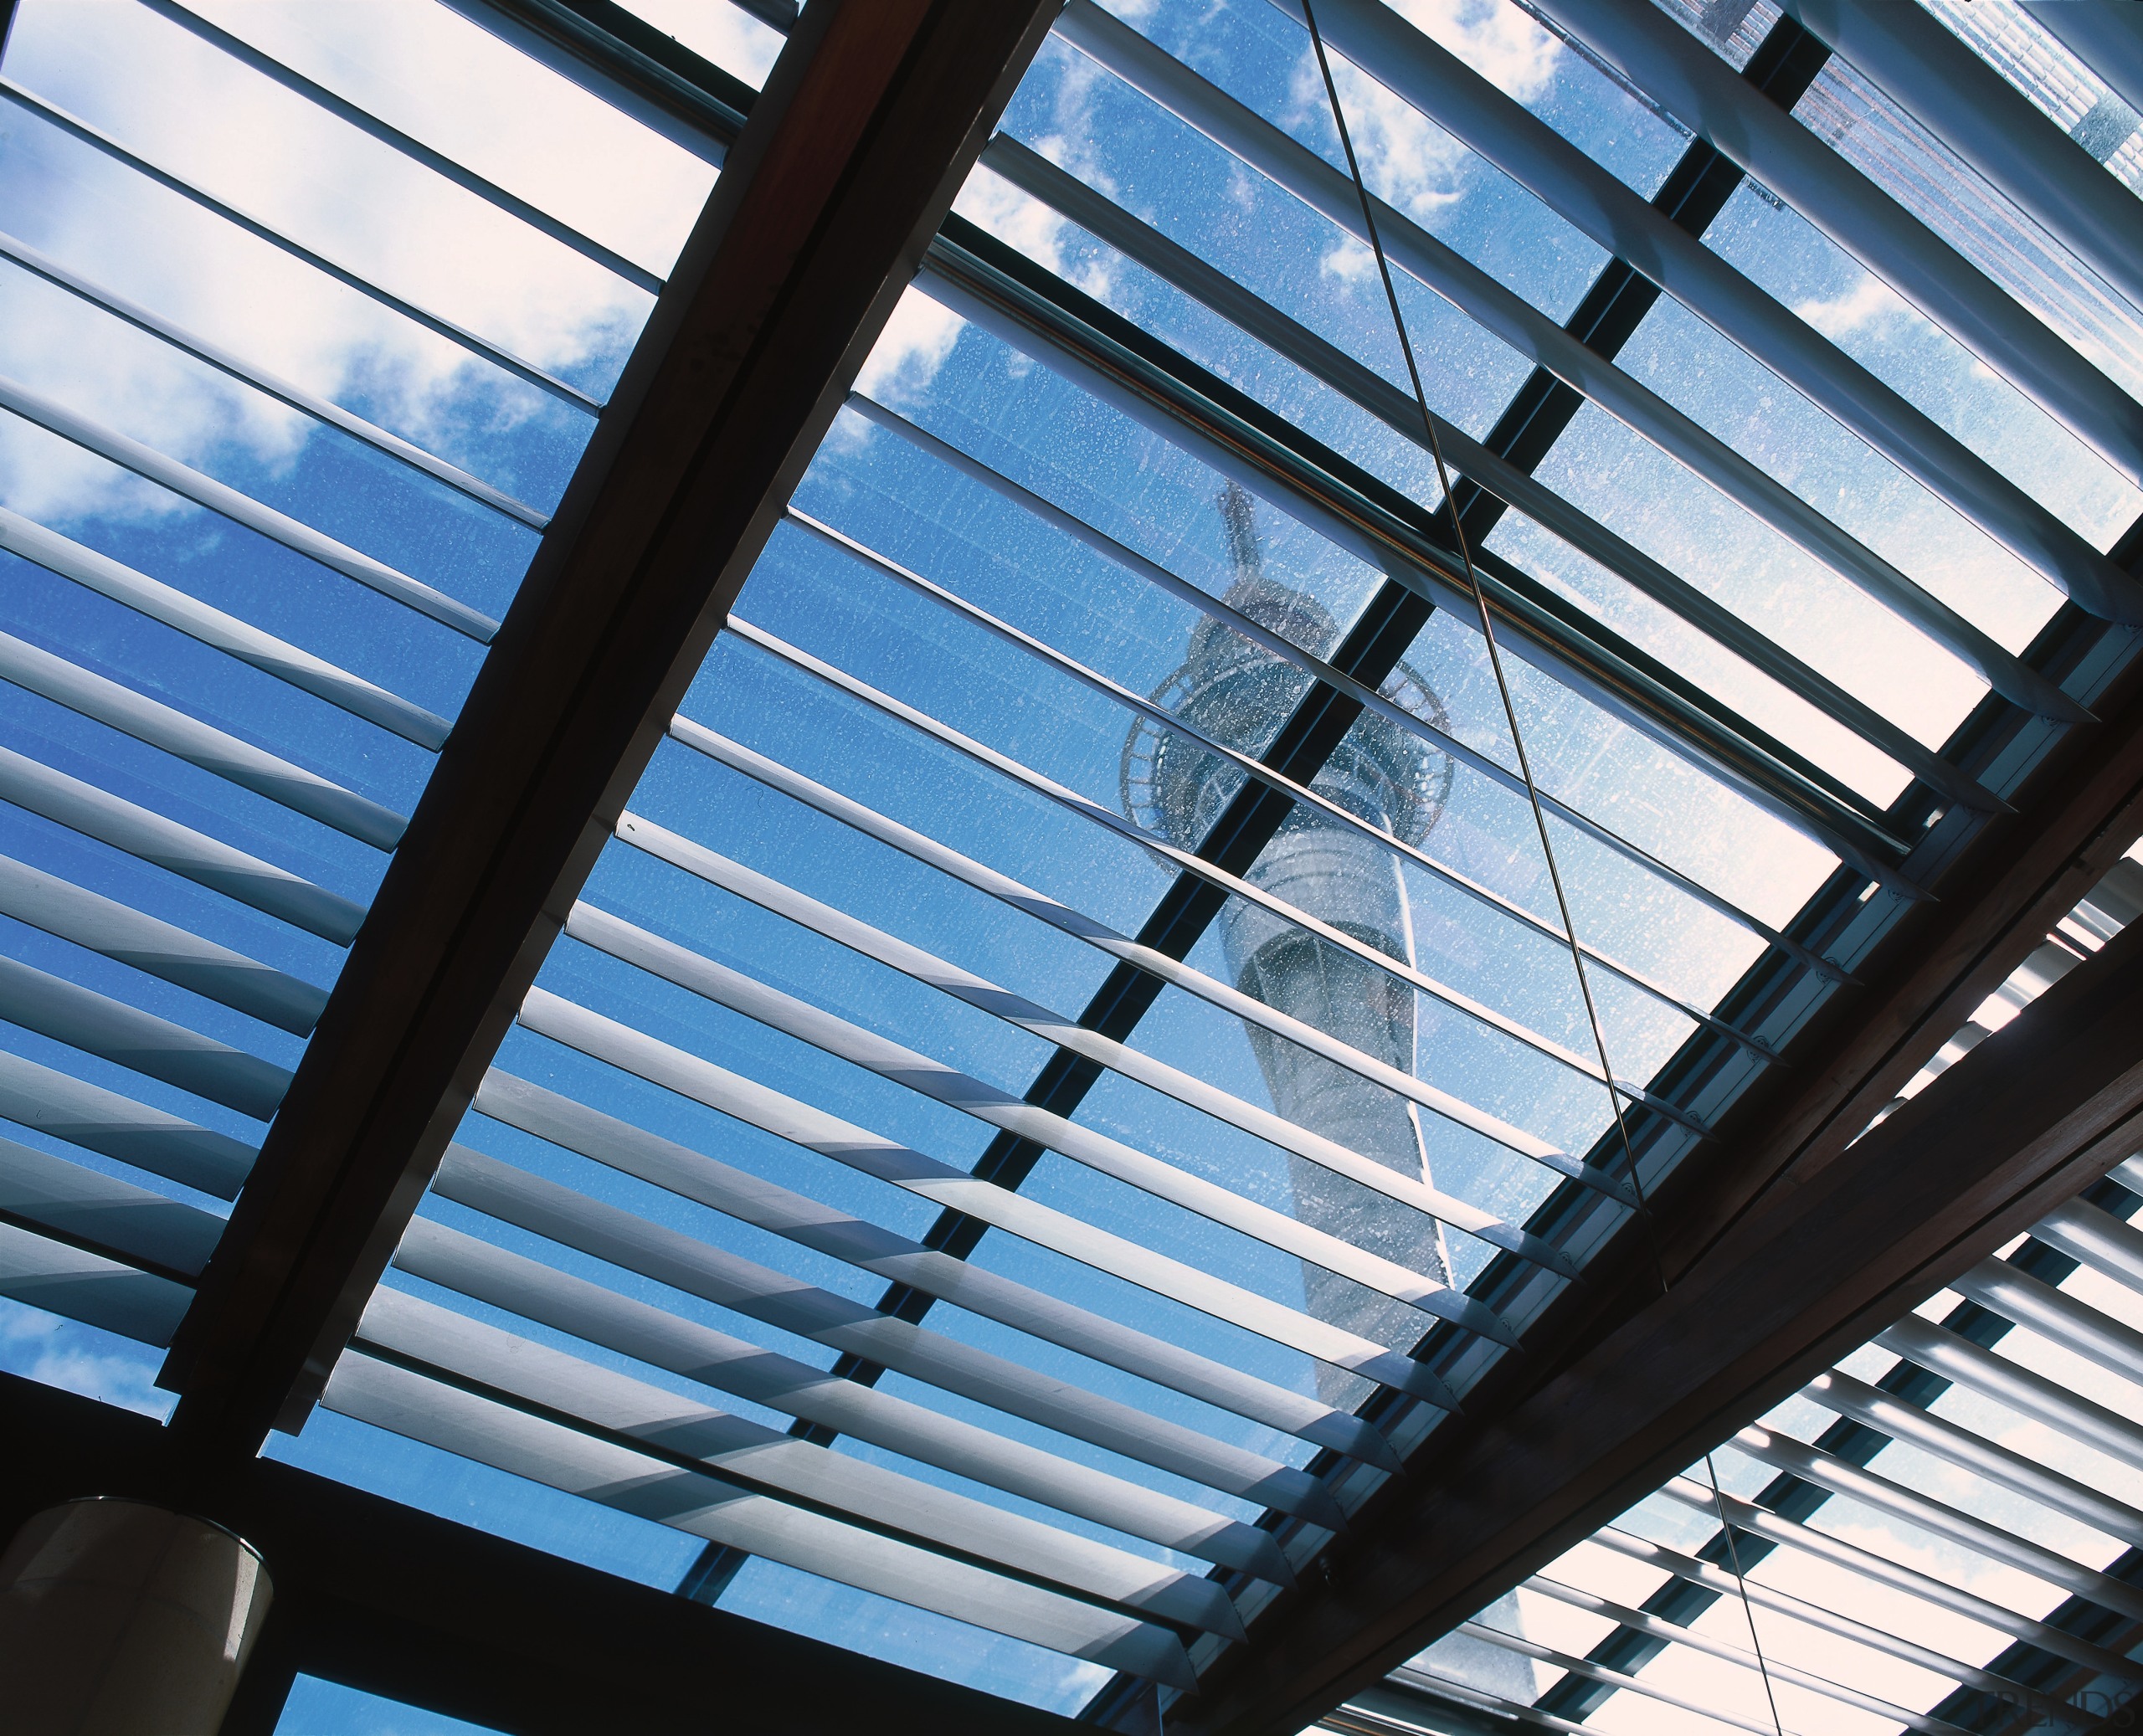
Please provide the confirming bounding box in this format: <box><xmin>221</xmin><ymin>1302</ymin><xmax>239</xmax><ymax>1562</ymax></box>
<box><xmin>1169</xmin><ymin>674</ymin><xmax>2143</xmax><ymax>1733</ymax></box>
<box><xmin>157</xmin><ymin>0</ymin><xmax>1061</xmax><ymax>1460</ymax></box>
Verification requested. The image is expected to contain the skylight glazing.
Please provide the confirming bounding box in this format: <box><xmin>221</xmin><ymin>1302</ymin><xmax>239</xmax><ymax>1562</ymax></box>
<box><xmin>5</xmin><ymin>0</ymin><xmax>2141</xmax><ymax>1727</ymax></box>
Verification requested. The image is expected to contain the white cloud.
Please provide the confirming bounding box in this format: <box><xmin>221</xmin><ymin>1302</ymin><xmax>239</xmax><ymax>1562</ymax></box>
<box><xmin>1794</xmin><ymin>273</ymin><xmax>1913</xmax><ymax>341</ymax></box>
<box><xmin>1385</xmin><ymin>0</ymin><xmax>1564</xmax><ymax>105</ymax></box>
<box><xmin>0</xmin><ymin>1296</ymin><xmax>174</xmax><ymax>1420</ymax></box>
<box><xmin>852</xmin><ymin>287</ymin><xmax>967</xmax><ymax>408</ymax></box>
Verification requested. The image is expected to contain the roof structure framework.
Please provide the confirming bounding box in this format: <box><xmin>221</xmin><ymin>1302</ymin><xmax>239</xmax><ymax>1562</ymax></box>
<box><xmin>0</xmin><ymin>2</ymin><xmax>2141</xmax><ymax>1732</ymax></box>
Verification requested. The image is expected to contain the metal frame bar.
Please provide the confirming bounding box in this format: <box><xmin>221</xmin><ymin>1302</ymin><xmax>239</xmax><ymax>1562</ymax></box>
<box><xmin>2026</xmin><ymin>1</ymin><xmax>2143</xmax><ymax>120</ymax></box>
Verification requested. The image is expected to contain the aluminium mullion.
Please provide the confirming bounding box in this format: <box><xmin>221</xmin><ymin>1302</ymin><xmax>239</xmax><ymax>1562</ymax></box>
<box><xmin>515</xmin><ymin>987</ymin><xmax>1462</xmax><ymax>1407</ymax></box>
<box><xmin>0</xmin><ymin>745</ymin><xmax>363</xmax><ymax>944</ymax></box>
<box><xmin>653</xmin><ymin>726</ymin><xmax>1637</xmax><ymax>1209</ymax></box>
<box><xmin>1729</xmin><ymin>1424</ymin><xmax>2143</xmax><ymax>1622</ymax></box>
<box><xmin>1050</xmin><ymin>0</ymin><xmax>2060</xmax><ymax>775</ymax></box>
<box><xmin>614</xmin><ymin>809</ymin><xmax>1577</xmax><ymax>1278</ymax></box>
<box><xmin>1804</xmin><ymin>1369</ymin><xmax>2143</xmax><ymax>1548</ymax></box>
<box><xmin>0</xmin><ymin>504</ymin><xmax>452</xmax><ymax>749</ymax></box>
<box><xmin>0</xmin><ymin>852</ymin><xmax>326</xmax><ymax>1035</ymax></box>
<box><xmin>1434</xmin><ymin>1624</ymin><xmax>1799</xmax><ymax>1736</ymax></box>
<box><xmin>918</xmin><ymin>251</ymin><xmax>1927</xmax><ymax>902</ymax></box>
<box><xmin>0</xmin><ymin>80</ymin><xmax>603</xmax><ymax>418</ymax></box>
<box><xmin>1287</xmin><ymin>0</ymin><xmax>2143</xmax><ymax>624</ymax></box>
<box><xmin>1522</xmin><ymin>0</ymin><xmax>2143</xmax><ymax>488</ymax></box>
<box><xmin>430</xmin><ymin>1143</ymin><xmax>1348</xmax><ymax>1528</ymax></box>
<box><xmin>845</xmin><ymin>390</ymin><xmax>1781</xmax><ymax>1047</ymax></box>
<box><xmin>0</xmin><ymin>227</ymin><xmax>547</xmax><ymax>528</ymax></box>
<box><xmin>475</xmin><ymin>1066</ymin><xmax>1403</xmax><ymax>1470</ymax></box>
<box><xmin>1658</xmin><ymin>1476</ymin><xmax>2143</xmax><ymax>1681</ymax></box>
<box><xmin>1589</xmin><ymin>1524</ymin><xmax>2086</xmax><ymax>1723</ymax></box>
<box><xmin>323</xmin><ymin>1344</ymin><xmax>1198</xmax><ymax>1687</ymax></box>
<box><xmin>389</xmin><ymin>1216</ymin><xmax>1295</xmax><ymax>1585</ymax></box>
<box><xmin>141</xmin><ymin>0</ymin><xmax>666</xmax><ymax>296</ymax></box>
<box><xmin>360</xmin><ymin>1285</ymin><xmax>1246</xmax><ymax>1641</ymax></box>
<box><xmin>787</xmin><ymin>505</ymin><xmax>1671</xmax><ymax>1114</ymax></box>
<box><xmin>0</xmin><ymin>1046</ymin><xmax>253</xmax><ymax>1199</ymax></box>
<box><xmin>0</xmin><ymin>1218</ymin><xmax>192</xmax><ymax>1344</ymax></box>
<box><xmin>562</xmin><ymin>900</ymin><xmax>1523</xmax><ymax>1348</ymax></box>
<box><xmin>0</xmin><ymin>1133</ymin><xmax>223</xmax><ymax>1279</ymax></box>
<box><xmin>983</xmin><ymin>120</ymin><xmax>2064</xmax><ymax>746</ymax></box>
<box><xmin>0</xmin><ymin>372</ymin><xmax>497</xmax><ymax>642</ymax></box>
<box><xmin>0</xmin><ymin>629</ymin><xmax>408</xmax><ymax>850</ymax></box>
<box><xmin>0</xmin><ymin>953</ymin><xmax>290</xmax><ymax>1122</ymax></box>
<box><xmin>719</xmin><ymin>616</ymin><xmax>1682</xmax><ymax>1181</ymax></box>
<box><xmin>1951</xmin><ymin>1255</ymin><xmax>2143</xmax><ymax>1384</ymax></box>
<box><xmin>1780</xmin><ymin>1</ymin><xmax>2143</xmax><ymax>315</ymax></box>
<box><xmin>1522</xmin><ymin>1574</ymin><xmax>1972</xmax><ymax>1735</ymax></box>
<box><xmin>1879</xmin><ymin>1315</ymin><xmax>2143</xmax><ymax>1475</ymax></box>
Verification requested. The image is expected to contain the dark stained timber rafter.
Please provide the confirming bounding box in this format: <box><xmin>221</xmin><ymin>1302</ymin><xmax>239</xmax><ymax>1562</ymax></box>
<box><xmin>154</xmin><ymin>0</ymin><xmax>1063</xmax><ymax>1462</ymax></box>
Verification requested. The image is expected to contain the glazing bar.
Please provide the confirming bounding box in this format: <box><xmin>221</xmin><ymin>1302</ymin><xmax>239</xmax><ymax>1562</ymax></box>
<box><xmin>1952</xmin><ymin>1254</ymin><xmax>2143</xmax><ymax>1383</ymax></box>
<box><xmin>0</xmin><ymin>1048</ymin><xmax>253</xmax><ymax>1198</ymax></box>
<box><xmin>0</xmin><ymin>853</ymin><xmax>326</xmax><ymax>1035</ymax></box>
<box><xmin>515</xmin><ymin>988</ymin><xmax>1462</xmax><ymax>1408</ymax></box>
<box><xmin>1729</xmin><ymin>1424</ymin><xmax>2143</xmax><ymax>1621</ymax></box>
<box><xmin>0</xmin><ymin>505</ymin><xmax>450</xmax><ymax>749</ymax></box>
<box><xmin>361</xmin><ymin>1287</ymin><xmax>1245</xmax><ymax>1641</ymax></box>
<box><xmin>474</xmin><ymin>1068</ymin><xmax>1402</xmax><ymax>1470</ymax></box>
<box><xmin>1523</xmin><ymin>1574</ymin><xmax>1966</xmax><ymax>1734</ymax></box>
<box><xmin>0</xmin><ymin>80</ymin><xmax>604</xmax><ymax>418</ymax></box>
<box><xmin>0</xmin><ymin>1133</ymin><xmax>222</xmax><ymax>1278</ymax></box>
<box><xmin>719</xmin><ymin>616</ymin><xmax>1688</xmax><ymax>1171</ymax></box>
<box><xmin>0</xmin><ymin>953</ymin><xmax>289</xmax><ymax>1122</ymax></box>
<box><xmin>390</xmin><ymin>1217</ymin><xmax>1296</xmax><ymax>1584</ymax></box>
<box><xmin>615</xmin><ymin>810</ymin><xmax>1576</xmax><ymax>1277</ymax></box>
<box><xmin>663</xmin><ymin>719</ymin><xmax>1636</xmax><ymax>1209</ymax></box>
<box><xmin>1288</xmin><ymin>0</ymin><xmax>2140</xmax><ymax>623</ymax></box>
<box><xmin>562</xmin><ymin>901</ymin><xmax>1521</xmax><ymax>1348</ymax></box>
<box><xmin>1590</xmin><ymin>1524</ymin><xmax>2084</xmax><ymax>1718</ymax></box>
<box><xmin>142</xmin><ymin>0</ymin><xmax>667</xmax><ymax>295</ymax></box>
<box><xmin>1525</xmin><ymin>0</ymin><xmax>2143</xmax><ymax>487</ymax></box>
<box><xmin>1658</xmin><ymin>1475</ymin><xmax>2141</xmax><ymax>1680</ymax></box>
<box><xmin>325</xmin><ymin>1344</ymin><xmax>1198</xmax><ymax>1687</ymax></box>
<box><xmin>1784</xmin><ymin>1</ymin><xmax>2143</xmax><ymax>315</ymax></box>
<box><xmin>1804</xmin><ymin>1369</ymin><xmax>2143</xmax><ymax>1546</ymax></box>
<box><xmin>432</xmin><ymin>1143</ymin><xmax>1346</xmax><ymax>1528</ymax></box>
<box><xmin>788</xmin><ymin>509</ymin><xmax>1658</xmax><ymax>1102</ymax></box>
<box><xmin>0</xmin><ymin>372</ymin><xmax>497</xmax><ymax>641</ymax></box>
<box><xmin>845</xmin><ymin>390</ymin><xmax>1792</xmax><ymax>1035</ymax></box>
<box><xmin>0</xmin><ymin>629</ymin><xmax>407</xmax><ymax>850</ymax></box>
<box><xmin>0</xmin><ymin>745</ymin><xmax>363</xmax><ymax>945</ymax></box>
<box><xmin>0</xmin><ymin>1218</ymin><xmax>191</xmax><ymax>1344</ymax></box>
<box><xmin>989</xmin><ymin>70</ymin><xmax>2061</xmax><ymax>745</ymax></box>
<box><xmin>1880</xmin><ymin>1315</ymin><xmax>2143</xmax><ymax>1474</ymax></box>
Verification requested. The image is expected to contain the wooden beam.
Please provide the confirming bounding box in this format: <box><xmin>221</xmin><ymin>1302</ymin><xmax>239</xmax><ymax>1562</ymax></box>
<box><xmin>0</xmin><ymin>1372</ymin><xmax>1078</xmax><ymax>1736</ymax></box>
<box><xmin>1173</xmin><ymin>686</ymin><xmax>2143</xmax><ymax>1734</ymax></box>
<box><xmin>158</xmin><ymin>0</ymin><xmax>1060</xmax><ymax>1460</ymax></box>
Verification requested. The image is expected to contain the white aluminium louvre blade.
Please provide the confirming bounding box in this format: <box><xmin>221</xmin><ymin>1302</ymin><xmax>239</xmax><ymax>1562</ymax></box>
<box><xmin>0</xmin><ymin>1219</ymin><xmax>191</xmax><ymax>1343</ymax></box>
<box><xmin>0</xmin><ymin>853</ymin><xmax>326</xmax><ymax>1035</ymax></box>
<box><xmin>1284</xmin><ymin>0</ymin><xmax>2140</xmax><ymax>624</ymax></box>
<box><xmin>515</xmin><ymin>989</ymin><xmax>1460</xmax><ymax>1409</ymax></box>
<box><xmin>473</xmin><ymin>1068</ymin><xmax>1402</xmax><ymax>1471</ymax></box>
<box><xmin>0</xmin><ymin>1047</ymin><xmax>253</xmax><ymax>1198</ymax></box>
<box><xmin>0</xmin><ymin>630</ymin><xmax>406</xmax><ymax>850</ymax></box>
<box><xmin>1421</xmin><ymin>1626</ymin><xmax>1796</xmax><ymax>1736</ymax></box>
<box><xmin>390</xmin><ymin>1217</ymin><xmax>1294</xmax><ymax>1585</ymax></box>
<box><xmin>1950</xmin><ymin>1253</ymin><xmax>2143</xmax><ymax>1384</ymax></box>
<box><xmin>2027</xmin><ymin>3</ymin><xmax>2143</xmax><ymax>120</ymax></box>
<box><xmin>0</xmin><ymin>745</ymin><xmax>362</xmax><ymax>943</ymax></box>
<box><xmin>559</xmin><ymin>901</ymin><xmax>1521</xmax><ymax>1349</ymax></box>
<box><xmin>2035</xmin><ymin>1196</ymin><xmax>2143</xmax><ymax>1288</ymax></box>
<box><xmin>323</xmin><ymin>1343</ymin><xmax>1200</xmax><ymax>1688</ymax></box>
<box><xmin>666</xmin><ymin>717</ymin><xmax>1636</xmax><ymax>1210</ymax></box>
<box><xmin>0</xmin><ymin>505</ymin><xmax>450</xmax><ymax>748</ymax></box>
<box><xmin>612</xmin><ymin>813</ymin><xmax>1575</xmax><ymax>1278</ymax></box>
<box><xmin>429</xmin><ymin>1143</ymin><xmax>1348</xmax><ymax>1529</ymax></box>
<box><xmin>359</xmin><ymin>1287</ymin><xmax>1245</xmax><ymax>1642</ymax></box>
<box><xmin>0</xmin><ymin>1135</ymin><xmax>221</xmax><ymax>1277</ymax></box>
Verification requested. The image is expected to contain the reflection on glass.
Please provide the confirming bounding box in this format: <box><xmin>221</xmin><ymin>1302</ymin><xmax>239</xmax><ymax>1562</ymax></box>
<box><xmin>1123</xmin><ymin>481</ymin><xmax>1453</xmax><ymax>1398</ymax></box>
